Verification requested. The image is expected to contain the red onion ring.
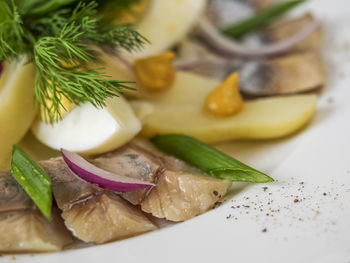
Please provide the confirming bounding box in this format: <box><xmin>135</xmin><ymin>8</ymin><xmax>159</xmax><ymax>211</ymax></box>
<box><xmin>61</xmin><ymin>149</ymin><xmax>155</xmax><ymax>192</ymax></box>
<box><xmin>197</xmin><ymin>17</ymin><xmax>321</xmax><ymax>58</ymax></box>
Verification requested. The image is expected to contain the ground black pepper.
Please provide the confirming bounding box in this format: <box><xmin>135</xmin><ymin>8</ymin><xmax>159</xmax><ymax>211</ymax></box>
<box><xmin>224</xmin><ymin>179</ymin><xmax>349</xmax><ymax>237</ymax></box>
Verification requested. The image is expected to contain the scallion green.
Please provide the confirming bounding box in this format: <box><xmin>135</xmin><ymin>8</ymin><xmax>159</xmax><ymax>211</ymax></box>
<box><xmin>151</xmin><ymin>134</ymin><xmax>274</xmax><ymax>183</ymax></box>
<box><xmin>221</xmin><ymin>0</ymin><xmax>306</xmax><ymax>38</ymax></box>
<box><xmin>11</xmin><ymin>145</ymin><xmax>52</xmax><ymax>220</ymax></box>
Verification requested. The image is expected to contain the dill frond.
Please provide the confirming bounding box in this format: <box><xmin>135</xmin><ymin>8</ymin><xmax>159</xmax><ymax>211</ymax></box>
<box><xmin>0</xmin><ymin>0</ymin><xmax>25</xmax><ymax>60</ymax></box>
<box><xmin>0</xmin><ymin>0</ymin><xmax>147</xmax><ymax>123</ymax></box>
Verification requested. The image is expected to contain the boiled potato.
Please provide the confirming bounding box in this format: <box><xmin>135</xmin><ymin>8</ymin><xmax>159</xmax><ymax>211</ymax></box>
<box><xmin>125</xmin><ymin>0</ymin><xmax>206</xmax><ymax>59</ymax></box>
<box><xmin>138</xmin><ymin>71</ymin><xmax>219</xmax><ymax>105</ymax></box>
<box><xmin>139</xmin><ymin>95</ymin><xmax>317</xmax><ymax>142</ymax></box>
<box><xmin>0</xmin><ymin>57</ymin><xmax>37</xmax><ymax>170</ymax></box>
<box><xmin>130</xmin><ymin>72</ymin><xmax>318</xmax><ymax>143</ymax></box>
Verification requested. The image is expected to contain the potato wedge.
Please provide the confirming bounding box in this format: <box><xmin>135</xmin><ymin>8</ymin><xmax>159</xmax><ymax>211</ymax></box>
<box><xmin>131</xmin><ymin>72</ymin><xmax>318</xmax><ymax>143</ymax></box>
<box><xmin>140</xmin><ymin>95</ymin><xmax>317</xmax><ymax>142</ymax></box>
<box><xmin>125</xmin><ymin>0</ymin><xmax>206</xmax><ymax>58</ymax></box>
<box><xmin>139</xmin><ymin>71</ymin><xmax>219</xmax><ymax>106</ymax></box>
<box><xmin>0</xmin><ymin>57</ymin><xmax>36</xmax><ymax>170</ymax></box>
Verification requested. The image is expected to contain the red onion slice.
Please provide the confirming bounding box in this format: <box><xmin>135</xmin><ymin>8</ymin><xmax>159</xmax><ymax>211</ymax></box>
<box><xmin>197</xmin><ymin>17</ymin><xmax>321</xmax><ymax>58</ymax></box>
<box><xmin>61</xmin><ymin>149</ymin><xmax>155</xmax><ymax>192</ymax></box>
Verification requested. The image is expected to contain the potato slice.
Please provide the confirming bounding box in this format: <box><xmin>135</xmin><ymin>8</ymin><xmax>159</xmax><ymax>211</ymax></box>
<box><xmin>131</xmin><ymin>72</ymin><xmax>318</xmax><ymax>143</ymax></box>
<box><xmin>140</xmin><ymin>95</ymin><xmax>317</xmax><ymax>142</ymax></box>
<box><xmin>136</xmin><ymin>71</ymin><xmax>219</xmax><ymax>106</ymax></box>
<box><xmin>0</xmin><ymin>57</ymin><xmax>36</xmax><ymax>170</ymax></box>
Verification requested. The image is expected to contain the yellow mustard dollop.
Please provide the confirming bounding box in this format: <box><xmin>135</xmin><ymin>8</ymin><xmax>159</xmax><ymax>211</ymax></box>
<box><xmin>134</xmin><ymin>51</ymin><xmax>176</xmax><ymax>91</ymax></box>
<box><xmin>204</xmin><ymin>72</ymin><xmax>244</xmax><ymax>116</ymax></box>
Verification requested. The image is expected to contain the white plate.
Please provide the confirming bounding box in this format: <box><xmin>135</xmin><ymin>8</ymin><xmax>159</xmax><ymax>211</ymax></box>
<box><xmin>3</xmin><ymin>0</ymin><xmax>350</xmax><ymax>262</ymax></box>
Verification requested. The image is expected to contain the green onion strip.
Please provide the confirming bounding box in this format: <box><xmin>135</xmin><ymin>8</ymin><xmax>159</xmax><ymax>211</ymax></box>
<box><xmin>221</xmin><ymin>0</ymin><xmax>306</xmax><ymax>38</ymax></box>
<box><xmin>151</xmin><ymin>134</ymin><xmax>274</xmax><ymax>183</ymax></box>
<box><xmin>11</xmin><ymin>146</ymin><xmax>52</xmax><ymax>220</ymax></box>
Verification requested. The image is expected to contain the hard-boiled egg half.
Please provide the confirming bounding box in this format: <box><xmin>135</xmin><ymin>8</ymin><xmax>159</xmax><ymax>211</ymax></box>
<box><xmin>31</xmin><ymin>96</ymin><xmax>141</xmax><ymax>155</ymax></box>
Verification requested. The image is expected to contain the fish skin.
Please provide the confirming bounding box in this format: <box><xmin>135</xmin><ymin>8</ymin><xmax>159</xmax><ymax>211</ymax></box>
<box><xmin>0</xmin><ymin>172</ymin><xmax>35</xmax><ymax>212</ymax></box>
<box><xmin>240</xmin><ymin>51</ymin><xmax>325</xmax><ymax>96</ymax></box>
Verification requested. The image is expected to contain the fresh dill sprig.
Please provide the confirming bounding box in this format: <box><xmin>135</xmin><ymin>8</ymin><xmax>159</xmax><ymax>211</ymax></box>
<box><xmin>0</xmin><ymin>0</ymin><xmax>145</xmax><ymax>122</ymax></box>
<box><xmin>0</xmin><ymin>1</ymin><xmax>25</xmax><ymax>60</ymax></box>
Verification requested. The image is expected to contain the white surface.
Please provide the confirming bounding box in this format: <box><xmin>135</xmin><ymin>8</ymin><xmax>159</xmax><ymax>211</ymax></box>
<box><xmin>3</xmin><ymin>0</ymin><xmax>350</xmax><ymax>262</ymax></box>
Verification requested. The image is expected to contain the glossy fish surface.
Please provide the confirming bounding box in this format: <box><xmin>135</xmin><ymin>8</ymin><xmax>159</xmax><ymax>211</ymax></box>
<box><xmin>41</xmin><ymin>158</ymin><xmax>157</xmax><ymax>244</ymax></box>
<box><xmin>94</xmin><ymin>140</ymin><xmax>232</xmax><ymax>222</ymax></box>
<box><xmin>61</xmin><ymin>193</ymin><xmax>156</xmax><ymax>244</ymax></box>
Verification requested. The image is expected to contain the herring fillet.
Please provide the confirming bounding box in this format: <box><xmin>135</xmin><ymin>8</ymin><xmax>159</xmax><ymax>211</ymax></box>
<box><xmin>0</xmin><ymin>172</ymin><xmax>73</xmax><ymax>253</ymax></box>
<box><xmin>41</xmin><ymin>158</ymin><xmax>157</xmax><ymax>244</ymax></box>
<box><xmin>61</xmin><ymin>192</ymin><xmax>156</xmax><ymax>244</ymax></box>
<box><xmin>0</xmin><ymin>138</ymin><xmax>231</xmax><ymax>249</ymax></box>
<box><xmin>92</xmin><ymin>142</ymin><xmax>164</xmax><ymax>205</ymax></box>
<box><xmin>94</xmin><ymin>139</ymin><xmax>232</xmax><ymax>222</ymax></box>
<box><xmin>263</xmin><ymin>14</ymin><xmax>323</xmax><ymax>53</ymax></box>
<box><xmin>0</xmin><ymin>172</ymin><xmax>35</xmax><ymax>212</ymax></box>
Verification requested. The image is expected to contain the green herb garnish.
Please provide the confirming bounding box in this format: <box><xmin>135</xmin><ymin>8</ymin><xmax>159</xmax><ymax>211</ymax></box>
<box><xmin>221</xmin><ymin>0</ymin><xmax>306</xmax><ymax>38</ymax></box>
<box><xmin>151</xmin><ymin>134</ymin><xmax>274</xmax><ymax>183</ymax></box>
<box><xmin>11</xmin><ymin>145</ymin><xmax>52</xmax><ymax>220</ymax></box>
<box><xmin>0</xmin><ymin>0</ymin><xmax>145</xmax><ymax>122</ymax></box>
